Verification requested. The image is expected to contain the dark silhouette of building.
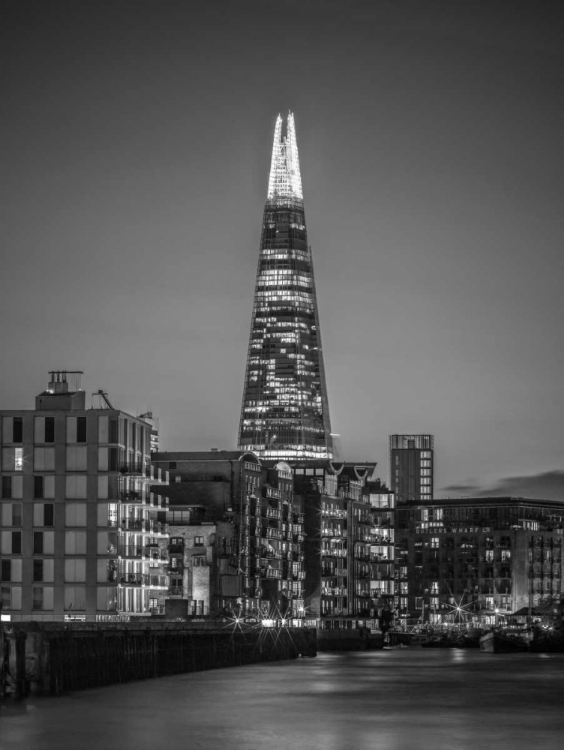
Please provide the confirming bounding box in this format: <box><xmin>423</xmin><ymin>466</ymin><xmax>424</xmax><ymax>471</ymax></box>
<box><xmin>238</xmin><ymin>113</ymin><xmax>333</xmax><ymax>461</ymax></box>
<box><xmin>389</xmin><ymin>434</ymin><xmax>434</xmax><ymax>504</ymax></box>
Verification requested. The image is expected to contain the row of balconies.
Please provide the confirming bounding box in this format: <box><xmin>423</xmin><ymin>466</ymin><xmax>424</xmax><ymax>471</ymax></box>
<box><xmin>119</xmin><ymin>573</ymin><xmax>168</xmax><ymax>587</ymax></box>
<box><xmin>322</xmin><ymin>586</ymin><xmax>347</xmax><ymax>597</ymax></box>
<box><xmin>119</xmin><ymin>519</ymin><xmax>168</xmax><ymax>534</ymax></box>
<box><xmin>321</xmin><ymin>509</ymin><xmax>347</xmax><ymax>519</ymax></box>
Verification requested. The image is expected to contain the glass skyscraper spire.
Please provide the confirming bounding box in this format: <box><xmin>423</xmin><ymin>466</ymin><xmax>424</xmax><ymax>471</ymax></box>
<box><xmin>238</xmin><ymin>113</ymin><xmax>333</xmax><ymax>460</ymax></box>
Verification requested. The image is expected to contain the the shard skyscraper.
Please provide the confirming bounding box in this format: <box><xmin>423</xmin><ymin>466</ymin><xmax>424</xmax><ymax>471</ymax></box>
<box><xmin>238</xmin><ymin>113</ymin><xmax>333</xmax><ymax>461</ymax></box>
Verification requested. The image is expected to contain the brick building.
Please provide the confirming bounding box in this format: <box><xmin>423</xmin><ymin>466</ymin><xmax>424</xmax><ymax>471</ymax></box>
<box><xmin>394</xmin><ymin>498</ymin><xmax>564</xmax><ymax>628</ymax></box>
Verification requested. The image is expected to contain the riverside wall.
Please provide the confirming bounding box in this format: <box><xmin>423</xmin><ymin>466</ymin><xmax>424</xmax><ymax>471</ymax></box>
<box><xmin>0</xmin><ymin>622</ymin><xmax>317</xmax><ymax>698</ymax></box>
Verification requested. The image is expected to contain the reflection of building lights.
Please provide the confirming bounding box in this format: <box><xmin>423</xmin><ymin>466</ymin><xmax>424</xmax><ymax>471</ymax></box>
<box><xmin>262</xmin><ymin>619</ymin><xmax>275</xmax><ymax>628</ymax></box>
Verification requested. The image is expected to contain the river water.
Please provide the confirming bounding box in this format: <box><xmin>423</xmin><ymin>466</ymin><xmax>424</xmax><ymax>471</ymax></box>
<box><xmin>1</xmin><ymin>649</ymin><xmax>563</xmax><ymax>750</ymax></box>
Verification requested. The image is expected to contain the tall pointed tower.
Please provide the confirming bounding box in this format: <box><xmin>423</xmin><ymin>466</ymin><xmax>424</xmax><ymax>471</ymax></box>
<box><xmin>238</xmin><ymin>113</ymin><xmax>333</xmax><ymax>460</ymax></box>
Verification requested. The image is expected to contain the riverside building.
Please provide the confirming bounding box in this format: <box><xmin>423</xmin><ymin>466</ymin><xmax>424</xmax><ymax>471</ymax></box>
<box><xmin>394</xmin><ymin>497</ymin><xmax>564</xmax><ymax>628</ymax></box>
<box><xmin>238</xmin><ymin>112</ymin><xmax>333</xmax><ymax>461</ymax></box>
<box><xmin>0</xmin><ymin>371</ymin><xmax>168</xmax><ymax>622</ymax></box>
<box><xmin>151</xmin><ymin>451</ymin><xmax>305</xmax><ymax>619</ymax></box>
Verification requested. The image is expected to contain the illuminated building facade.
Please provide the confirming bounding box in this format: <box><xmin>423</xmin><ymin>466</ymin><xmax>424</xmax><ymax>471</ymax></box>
<box><xmin>238</xmin><ymin>113</ymin><xmax>333</xmax><ymax>461</ymax></box>
<box><xmin>390</xmin><ymin>434</ymin><xmax>434</xmax><ymax>504</ymax></box>
<box><xmin>394</xmin><ymin>498</ymin><xmax>564</xmax><ymax>628</ymax></box>
<box><xmin>293</xmin><ymin>461</ymin><xmax>388</xmax><ymax>629</ymax></box>
<box><xmin>150</xmin><ymin>451</ymin><xmax>306</xmax><ymax>618</ymax></box>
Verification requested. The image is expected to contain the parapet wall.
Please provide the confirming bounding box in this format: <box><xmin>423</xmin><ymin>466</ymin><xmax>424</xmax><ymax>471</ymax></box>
<box><xmin>0</xmin><ymin>622</ymin><xmax>317</xmax><ymax>698</ymax></box>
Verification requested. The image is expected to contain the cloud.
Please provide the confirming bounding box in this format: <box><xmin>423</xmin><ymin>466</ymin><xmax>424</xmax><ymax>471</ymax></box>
<box><xmin>441</xmin><ymin>471</ymin><xmax>564</xmax><ymax>502</ymax></box>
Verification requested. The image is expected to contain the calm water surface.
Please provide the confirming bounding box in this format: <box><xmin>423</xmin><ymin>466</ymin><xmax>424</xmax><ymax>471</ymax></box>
<box><xmin>1</xmin><ymin>649</ymin><xmax>563</xmax><ymax>750</ymax></box>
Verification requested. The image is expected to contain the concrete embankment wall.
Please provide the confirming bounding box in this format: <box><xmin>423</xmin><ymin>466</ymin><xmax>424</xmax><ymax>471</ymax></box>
<box><xmin>0</xmin><ymin>622</ymin><xmax>317</xmax><ymax>698</ymax></box>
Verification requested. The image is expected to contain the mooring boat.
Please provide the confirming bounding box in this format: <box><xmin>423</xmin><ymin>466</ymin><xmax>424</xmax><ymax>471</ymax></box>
<box><xmin>479</xmin><ymin>630</ymin><xmax>528</xmax><ymax>653</ymax></box>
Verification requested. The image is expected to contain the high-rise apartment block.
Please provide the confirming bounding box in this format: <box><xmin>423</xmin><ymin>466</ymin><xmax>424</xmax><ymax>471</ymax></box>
<box><xmin>0</xmin><ymin>372</ymin><xmax>168</xmax><ymax>622</ymax></box>
<box><xmin>390</xmin><ymin>434</ymin><xmax>434</xmax><ymax>504</ymax></box>
<box><xmin>238</xmin><ymin>113</ymin><xmax>333</xmax><ymax>461</ymax></box>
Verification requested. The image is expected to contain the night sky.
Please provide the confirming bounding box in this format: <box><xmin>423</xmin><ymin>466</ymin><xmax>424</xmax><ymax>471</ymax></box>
<box><xmin>2</xmin><ymin>1</ymin><xmax>563</xmax><ymax>498</ymax></box>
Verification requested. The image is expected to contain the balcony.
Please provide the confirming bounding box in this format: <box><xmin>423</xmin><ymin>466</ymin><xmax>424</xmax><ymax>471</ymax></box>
<box><xmin>118</xmin><ymin>545</ymin><xmax>146</xmax><ymax>559</ymax></box>
<box><xmin>148</xmin><ymin>575</ymin><xmax>168</xmax><ymax>588</ymax></box>
<box><xmin>264</xmin><ymin>569</ymin><xmax>282</xmax><ymax>579</ymax></box>
<box><xmin>120</xmin><ymin>461</ymin><xmax>145</xmax><ymax>475</ymax></box>
<box><xmin>120</xmin><ymin>490</ymin><xmax>143</xmax><ymax>504</ymax></box>
<box><xmin>120</xmin><ymin>518</ymin><xmax>145</xmax><ymax>531</ymax></box>
<box><xmin>120</xmin><ymin>573</ymin><xmax>149</xmax><ymax>586</ymax></box>
<box><xmin>169</xmin><ymin>586</ymin><xmax>183</xmax><ymax>597</ymax></box>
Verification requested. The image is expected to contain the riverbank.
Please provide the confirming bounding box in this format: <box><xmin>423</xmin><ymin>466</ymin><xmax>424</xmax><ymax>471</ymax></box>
<box><xmin>0</xmin><ymin>622</ymin><xmax>316</xmax><ymax>698</ymax></box>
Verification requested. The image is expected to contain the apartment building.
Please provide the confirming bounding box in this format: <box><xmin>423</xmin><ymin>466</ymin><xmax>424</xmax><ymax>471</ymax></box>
<box><xmin>0</xmin><ymin>371</ymin><xmax>168</xmax><ymax>622</ymax></box>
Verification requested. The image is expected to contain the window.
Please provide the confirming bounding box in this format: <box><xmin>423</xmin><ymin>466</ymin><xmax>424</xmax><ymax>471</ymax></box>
<box><xmin>33</xmin><ymin>559</ymin><xmax>44</xmax><ymax>582</ymax></box>
<box><xmin>13</xmin><ymin>417</ymin><xmax>23</xmax><ymax>443</ymax></box>
<box><xmin>34</xmin><ymin>532</ymin><xmax>44</xmax><ymax>554</ymax></box>
<box><xmin>64</xmin><ymin>559</ymin><xmax>86</xmax><ymax>582</ymax></box>
<box><xmin>65</xmin><ymin>475</ymin><xmax>87</xmax><ymax>499</ymax></box>
<box><xmin>97</xmin><ymin>475</ymin><xmax>109</xmax><ymax>500</ymax></box>
<box><xmin>1</xmin><ymin>587</ymin><xmax>11</xmax><ymax>609</ymax></box>
<box><xmin>97</xmin><ymin>587</ymin><xmax>117</xmax><ymax>612</ymax></box>
<box><xmin>194</xmin><ymin>536</ymin><xmax>204</xmax><ymax>547</ymax></box>
<box><xmin>109</xmin><ymin>420</ymin><xmax>119</xmax><ymax>444</ymax></box>
<box><xmin>67</xmin><ymin>416</ymin><xmax>87</xmax><ymax>443</ymax></box>
<box><xmin>2</xmin><ymin>416</ymin><xmax>23</xmax><ymax>443</ymax></box>
<box><xmin>193</xmin><ymin>556</ymin><xmax>206</xmax><ymax>567</ymax></box>
<box><xmin>34</xmin><ymin>447</ymin><xmax>55</xmax><ymax>471</ymax></box>
<box><xmin>33</xmin><ymin>504</ymin><xmax>54</xmax><ymax>527</ymax></box>
<box><xmin>1</xmin><ymin>559</ymin><xmax>22</xmax><ymax>582</ymax></box>
<box><xmin>34</xmin><ymin>531</ymin><xmax>55</xmax><ymax>555</ymax></box>
<box><xmin>2</xmin><ymin>559</ymin><xmax>12</xmax><ymax>581</ymax></box>
<box><xmin>77</xmin><ymin>417</ymin><xmax>87</xmax><ymax>443</ymax></box>
<box><xmin>415</xmin><ymin>597</ymin><xmax>423</xmax><ymax>610</ymax></box>
<box><xmin>98</xmin><ymin>415</ymin><xmax>109</xmax><ymax>443</ymax></box>
<box><xmin>65</xmin><ymin>503</ymin><xmax>87</xmax><ymax>527</ymax></box>
<box><xmin>34</xmin><ymin>416</ymin><xmax>55</xmax><ymax>443</ymax></box>
<box><xmin>2</xmin><ymin>476</ymin><xmax>11</xmax><ymax>498</ymax></box>
<box><xmin>98</xmin><ymin>447</ymin><xmax>109</xmax><ymax>471</ymax></box>
<box><xmin>65</xmin><ymin>531</ymin><xmax>87</xmax><ymax>555</ymax></box>
<box><xmin>66</xmin><ymin>446</ymin><xmax>87</xmax><ymax>471</ymax></box>
<box><xmin>32</xmin><ymin>587</ymin><xmax>54</xmax><ymax>610</ymax></box>
<box><xmin>1</xmin><ymin>503</ymin><xmax>22</xmax><ymax>527</ymax></box>
<box><xmin>64</xmin><ymin>586</ymin><xmax>86</xmax><ymax>610</ymax></box>
<box><xmin>2</xmin><ymin>447</ymin><xmax>24</xmax><ymax>471</ymax></box>
<box><xmin>1</xmin><ymin>531</ymin><xmax>22</xmax><ymax>554</ymax></box>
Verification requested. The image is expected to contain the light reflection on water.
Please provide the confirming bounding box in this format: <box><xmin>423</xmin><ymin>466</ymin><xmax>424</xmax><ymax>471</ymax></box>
<box><xmin>1</xmin><ymin>649</ymin><xmax>564</xmax><ymax>750</ymax></box>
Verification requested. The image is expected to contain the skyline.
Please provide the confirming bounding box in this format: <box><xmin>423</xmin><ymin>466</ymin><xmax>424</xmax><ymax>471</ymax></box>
<box><xmin>2</xmin><ymin>1</ymin><xmax>563</xmax><ymax>498</ymax></box>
